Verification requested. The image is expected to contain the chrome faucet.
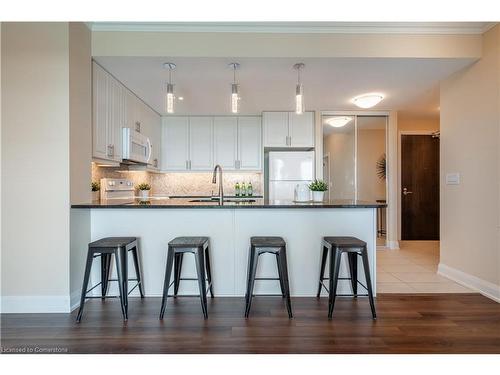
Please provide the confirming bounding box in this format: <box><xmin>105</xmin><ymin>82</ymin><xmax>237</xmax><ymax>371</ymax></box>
<box><xmin>212</xmin><ymin>164</ymin><xmax>224</xmax><ymax>205</ymax></box>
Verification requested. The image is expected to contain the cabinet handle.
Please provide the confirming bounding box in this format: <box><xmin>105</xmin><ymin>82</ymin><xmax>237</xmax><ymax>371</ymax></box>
<box><xmin>186</xmin><ymin>160</ymin><xmax>189</xmax><ymax>170</ymax></box>
<box><xmin>154</xmin><ymin>158</ymin><xmax>158</xmax><ymax>168</ymax></box>
<box><xmin>135</xmin><ymin>121</ymin><xmax>141</xmax><ymax>132</ymax></box>
<box><xmin>189</xmin><ymin>160</ymin><xmax>192</xmax><ymax>170</ymax></box>
<box><xmin>288</xmin><ymin>136</ymin><xmax>292</xmax><ymax>146</ymax></box>
<box><xmin>107</xmin><ymin>144</ymin><xmax>113</xmax><ymax>157</ymax></box>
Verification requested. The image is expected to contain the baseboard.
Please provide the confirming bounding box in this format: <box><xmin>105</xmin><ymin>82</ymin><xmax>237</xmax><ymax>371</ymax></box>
<box><xmin>386</xmin><ymin>240</ymin><xmax>400</xmax><ymax>250</ymax></box>
<box><xmin>70</xmin><ymin>290</ymin><xmax>81</xmax><ymax>312</ymax></box>
<box><xmin>438</xmin><ymin>263</ymin><xmax>500</xmax><ymax>303</ymax></box>
<box><xmin>0</xmin><ymin>295</ymin><xmax>71</xmax><ymax>313</ymax></box>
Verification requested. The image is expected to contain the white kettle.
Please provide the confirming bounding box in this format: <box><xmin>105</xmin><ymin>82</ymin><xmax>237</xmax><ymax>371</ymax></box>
<box><xmin>294</xmin><ymin>183</ymin><xmax>311</xmax><ymax>202</ymax></box>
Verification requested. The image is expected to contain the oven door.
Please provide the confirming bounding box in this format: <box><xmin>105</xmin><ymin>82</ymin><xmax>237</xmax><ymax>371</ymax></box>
<box><xmin>122</xmin><ymin>127</ymin><xmax>152</xmax><ymax>164</ymax></box>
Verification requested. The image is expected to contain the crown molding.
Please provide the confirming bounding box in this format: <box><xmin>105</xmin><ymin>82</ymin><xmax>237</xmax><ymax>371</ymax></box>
<box><xmin>90</xmin><ymin>22</ymin><xmax>497</xmax><ymax>35</ymax></box>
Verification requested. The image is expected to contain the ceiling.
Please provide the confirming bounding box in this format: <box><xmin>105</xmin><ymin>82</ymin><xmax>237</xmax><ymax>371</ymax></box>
<box><xmin>95</xmin><ymin>56</ymin><xmax>475</xmax><ymax>117</ymax></box>
<box><xmin>90</xmin><ymin>22</ymin><xmax>496</xmax><ymax>34</ymax></box>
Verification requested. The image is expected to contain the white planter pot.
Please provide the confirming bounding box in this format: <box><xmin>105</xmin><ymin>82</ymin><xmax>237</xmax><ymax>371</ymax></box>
<box><xmin>312</xmin><ymin>191</ymin><xmax>325</xmax><ymax>202</ymax></box>
<box><xmin>140</xmin><ymin>190</ymin><xmax>150</xmax><ymax>200</ymax></box>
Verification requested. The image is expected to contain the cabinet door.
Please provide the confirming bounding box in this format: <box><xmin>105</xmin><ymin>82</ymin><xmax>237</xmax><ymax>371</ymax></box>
<box><xmin>189</xmin><ymin>117</ymin><xmax>213</xmax><ymax>170</ymax></box>
<box><xmin>289</xmin><ymin>111</ymin><xmax>314</xmax><ymax>147</ymax></box>
<box><xmin>108</xmin><ymin>77</ymin><xmax>124</xmax><ymax>161</ymax></box>
<box><xmin>124</xmin><ymin>90</ymin><xmax>136</xmax><ymax>130</ymax></box>
<box><xmin>151</xmin><ymin>113</ymin><xmax>162</xmax><ymax>170</ymax></box>
<box><xmin>263</xmin><ymin>112</ymin><xmax>289</xmax><ymax>147</ymax></box>
<box><xmin>238</xmin><ymin>116</ymin><xmax>262</xmax><ymax>170</ymax></box>
<box><xmin>92</xmin><ymin>63</ymin><xmax>109</xmax><ymax>159</ymax></box>
<box><xmin>162</xmin><ymin>117</ymin><xmax>189</xmax><ymax>171</ymax></box>
<box><xmin>213</xmin><ymin>116</ymin><xmax>238</xmax><ymax>170</ymax></box>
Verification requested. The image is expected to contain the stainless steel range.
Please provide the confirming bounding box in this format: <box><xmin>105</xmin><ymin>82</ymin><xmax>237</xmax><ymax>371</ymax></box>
<box><xmin>100</xmin><ymin>178</ymin><xmax>135</xmax><ymax>203</ymax></box>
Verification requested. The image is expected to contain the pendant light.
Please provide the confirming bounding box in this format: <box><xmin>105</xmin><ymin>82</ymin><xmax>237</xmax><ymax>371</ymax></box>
<box><xmin>293</xmin><ymin>63</ymin><xmax>305</xmax><ymax>114</ymax></box>
<box><xmin>229</xmin><ymin>62</ymin><xmax>240</xmax><ymax>113</ymax></box>
<box><xmin>163</xmin><ymin>62</ymin><xmax>176</xmax><ymax>114</ymax></box>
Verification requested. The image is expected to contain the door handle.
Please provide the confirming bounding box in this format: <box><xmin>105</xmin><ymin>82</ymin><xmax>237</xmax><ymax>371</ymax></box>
<box><xmin>403</xmin><ymin>187</ymin><xmax>413</xmax><ymax>195</ymax></box>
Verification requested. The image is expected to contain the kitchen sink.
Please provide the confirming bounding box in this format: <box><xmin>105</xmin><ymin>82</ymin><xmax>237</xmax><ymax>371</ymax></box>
<box><xmin>189</xmin><ymin>198</ymin><xmax>256</xmax><ymax>203</ymax></box>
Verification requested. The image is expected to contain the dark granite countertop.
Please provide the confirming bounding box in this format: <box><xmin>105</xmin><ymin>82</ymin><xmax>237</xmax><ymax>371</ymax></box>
<box><xmin>71</xmin><ymin>197</ymin><xmax>387</xmax><ymax>209</ymax></box>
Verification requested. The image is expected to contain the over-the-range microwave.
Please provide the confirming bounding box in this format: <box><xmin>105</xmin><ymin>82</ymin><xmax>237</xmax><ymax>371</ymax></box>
<box><xmin>122</xmin><ymin>127</ymin><xmax>152</xmax><ymax>165</ymax></box>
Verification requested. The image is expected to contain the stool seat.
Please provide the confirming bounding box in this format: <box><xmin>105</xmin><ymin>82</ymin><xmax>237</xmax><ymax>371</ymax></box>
<box><xmin>168</xmin><ymin>236</ymin><xmax>209</xmax><ymax>248</ymax></box>
<box><xmin>250</xmin><ymin>236</ymin><xmax>286</xmax><ymax>247</ymax></box>
<box><xmin>323</xmin><ymin>236</ymin><xmax>366</xmax><ymax>248</ymax></box>
<box><xmin>89</xmin><ymin>237</ymin><xmax>137</xmax><ymax>248</ymax></box>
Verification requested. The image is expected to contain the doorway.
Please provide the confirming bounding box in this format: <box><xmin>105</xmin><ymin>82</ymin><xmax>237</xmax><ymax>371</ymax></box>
<box><xmin>401</xmin><ymin>134</ymin><xmax>440</xmax><ymax>240</ymax></box>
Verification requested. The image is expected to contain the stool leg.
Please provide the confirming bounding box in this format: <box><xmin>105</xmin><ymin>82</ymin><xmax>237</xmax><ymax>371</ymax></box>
<box><xmin>76</xmin><ymin>249</ymin><xmax>94</xmax><ymax>322</ymax></box>
<box><xmin>328</xmin><ymin>249</ymin><xmax>342</xmax><ymax>319</ymax></box>
<box><xmin>275</xmin><ymin>253</ymin><xmax>285</xmax><ymax>298</ymax></box>
<box><xmin>173</xmin><ymin>253</ymin><xmax>183</xmax><ymax>296</ymax></box>
<box><xmin>115</xmin><ymin>248</ymin><xmax>128</xmax><ymax>320</ymax></box>
<box><xmin>245</xmin><ymin>250</ymin><xmax>259</xmax><ymax>318</ymax></box>
<box><xmin>100</xmin><ymin>253</ymin><xmax>112</xmax><ymax>300</ymax></box>
<box><xmin>361</xmin><ymin>248</ymin><xmax>377</xmax><ymax>319</ymax></box>
<box><xmin>244</xmin><ymin>246</ymin><xmax>253</xmax><ymax>306</ymax></box>
<box><xmin>131</xmin><ymin>245</ymin><xmax>145</xmax><ymax>298</ymax></box>
<box><xmin>317</xmin><ymin>245</ymin><xmax>328</xmax><ymax>297</ymax></box>
<box><xmin>205</xmin><ymin>245</ymin><xmax>214</xmax><ymax>298</ymax></box>
<box><xmin>159</xmin><ymin>247</ymin><xmax>175</xmax><ymax>319</ymax></box>
<box><xmin>279</xmin><ymin>248</ymin><xmax>293</xmax><ymax>319</ymax></box>
<box><xmin>347</xmin><ymin>252</ymin><xmax>358</xmax><ymax>298</ymax></box>
<box><xmin>194</xmin><ymin>248</ymin><xmax>208</xmax><ymax>319</ymax></box>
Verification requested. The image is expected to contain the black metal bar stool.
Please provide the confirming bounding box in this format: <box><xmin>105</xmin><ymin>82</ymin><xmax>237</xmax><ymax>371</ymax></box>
<box><xmin>317</xmin><ymin>236</ymin><xmax>376</xmax><ymax>320</ymax></box>
<box><xmin>245</xmin><ymin>236</ymin><xmax>293</xmax><ymax>319</ymax></box>
<box><xmin>76</xmin><ymin>237</ymin><xmax>145</xmax><ymax>322</ymax></box>
<box><xmin>159</xmin><ymin>237</ymin><xmax>214</xmax><ymax>319</ymax></box>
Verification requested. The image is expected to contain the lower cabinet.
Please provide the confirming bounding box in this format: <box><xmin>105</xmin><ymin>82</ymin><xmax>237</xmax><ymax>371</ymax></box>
<box><xmin>162</xmin><ymin>115</ymin><xmax>262</xmax><ymax>172</ymax></box>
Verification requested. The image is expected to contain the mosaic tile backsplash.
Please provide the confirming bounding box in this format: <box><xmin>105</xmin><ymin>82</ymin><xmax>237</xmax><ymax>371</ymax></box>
<box><xmin>92</xmin><ymin>163</ymin><xmax>263</xmax><ymax>196</ymax></box>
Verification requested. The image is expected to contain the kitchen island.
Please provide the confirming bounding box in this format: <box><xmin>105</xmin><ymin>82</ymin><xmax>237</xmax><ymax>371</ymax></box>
<box><xmin>71</xmin><ymin>198</ymin><xmax>385</xmax><ymax>298</ymax></box>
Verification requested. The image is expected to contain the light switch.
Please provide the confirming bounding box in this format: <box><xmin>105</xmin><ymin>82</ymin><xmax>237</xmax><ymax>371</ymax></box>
<box><xmin>446</xmin><ymin>173</ymin><xmax>460</xmax><ymax>185</ymax></box>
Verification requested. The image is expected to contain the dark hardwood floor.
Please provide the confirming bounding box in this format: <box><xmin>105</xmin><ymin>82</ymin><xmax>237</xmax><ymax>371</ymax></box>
<box><xmin>1</xmin><ymin>294</ymin><xmax>500</xmax><ymax>354</ymax></box>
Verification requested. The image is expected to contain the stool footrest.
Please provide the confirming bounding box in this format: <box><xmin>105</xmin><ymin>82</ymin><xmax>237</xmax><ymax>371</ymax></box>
<box><xmin>319</xmin><ymin>280</ymin><xmax>369</xmax><ymax>295</ymax></box>
<box><xmin>251</xmin><ymin>293</ymin><xmax>285</xmax><ymax>297</ymax></box>
<box><xmin>254</xmin><ymin>277</ymin><xmax>280</xmax><ymax>281</ymax></box>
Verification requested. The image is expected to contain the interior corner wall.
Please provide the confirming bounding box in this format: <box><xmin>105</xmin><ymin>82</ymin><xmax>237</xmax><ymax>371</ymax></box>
<box><xmin>1</xmin><ymin>23</ymin><xmax>71</xmax><ymax>312</ymax></box>
<box><xmin>69</xmin><ymin>22</ymin><xmax>92</xmax><ymax>310</ymax></box>
<box><xmin>439</xmin><ymin>24</ymin><xmax>500</xmax><ymax>300</ymax></box>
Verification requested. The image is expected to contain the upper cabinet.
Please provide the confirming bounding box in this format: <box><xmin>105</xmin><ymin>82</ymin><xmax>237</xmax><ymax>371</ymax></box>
<box><xmin>162</xmin><ymin>115</ymin><xmax>262</xmax><ymax>172</ymax></box>
<box><xmin>263</xmin><ymin>111</ymin><xmax>314</xmax><ymax>148</ymax></box>
<box><xmin>92</xmin><ymin>61</ymin><xmax>162</xmax><ymax>169</ymax></box>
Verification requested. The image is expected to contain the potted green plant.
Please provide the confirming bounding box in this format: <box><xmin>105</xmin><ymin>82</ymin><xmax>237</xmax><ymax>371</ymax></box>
<box><xmin>91</xmin><ymin>181</ymin><xmax>100</xmax><ymax>201</ymax></box>
<box><xmin>309</xmin><ymin>179</ymin><xmax>328</xmax><ymax>202</ymax></box>
<box><xmin>137</xmin><ymin>182</ymin><xmax>151</xmax><ymax>200</ymax></box>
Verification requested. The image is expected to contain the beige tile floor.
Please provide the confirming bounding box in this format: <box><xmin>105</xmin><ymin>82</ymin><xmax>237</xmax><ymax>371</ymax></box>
<box><xmin>376</xmin><ymin>241</ymin><xmax>473</xmax><ymax>293</ymax></box>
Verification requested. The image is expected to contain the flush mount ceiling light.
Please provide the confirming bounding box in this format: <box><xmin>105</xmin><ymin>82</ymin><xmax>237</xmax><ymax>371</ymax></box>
<box><xmin>228</xmin><ymin>62</ymin><xmax>240</xmax><ymax>114</ymax></box>
<box><xmin>352</xmin><ymin>93</ymin><xmax>384</xmax><ymax>109</ymax></box>
<box><xmin>325</xmin><ymin>116</ymin><xmax>353</xmax><ymax>128</ymax></box>
<box><xmin>293</xmin><ymin>63</ymin><xmax>305</xmax><ymax>114</ymax></box>
<box><xmin>163</xmin><ymin>62</ymin><xmax>176</xmax><ymax>113</ymax></box>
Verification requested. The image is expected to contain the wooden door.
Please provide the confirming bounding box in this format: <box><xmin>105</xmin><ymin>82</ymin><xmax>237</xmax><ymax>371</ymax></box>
<box><xmin>401</xmin><ymin>134</ymin><xmax>440</xmax><ymax>240</ymax></box>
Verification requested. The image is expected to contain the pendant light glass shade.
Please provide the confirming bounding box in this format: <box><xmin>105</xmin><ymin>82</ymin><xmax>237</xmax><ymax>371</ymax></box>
<box><xmin>293</xmin><ymin>63</ymin><xmax>305</xmax><ymax>114</ymax></box>
<box><xmin>163</xmin><ymin>63</ymin><xmax>176</xmax><ymax>114</ymax></box>
<box><xmin>229</xmin><ymin>62</ymin><xmax>240</xmax><ymax>114</ymax></box>
<box><xmin>231</xmin><ymin>83</ymin><xmax>239</xmax><ymax>114</ymax></box>
<box><xmin>166</xmin><ymin>83</ymin><xmax>174</xmax><ymax>114</ymax></box>
<box><xmin>295</xmin><ymin>83</ymin><xmax>304</xmax><ymax>114</ymax></box>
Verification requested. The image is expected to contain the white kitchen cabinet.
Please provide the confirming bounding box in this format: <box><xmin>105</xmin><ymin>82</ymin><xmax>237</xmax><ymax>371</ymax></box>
<box><xmin>92</xmin><ymin>63</ymin><xmax>108</xmax><ymax>160</ymax></box>
<box><xmin>92</xmin><ymin>62</ymin><xmax>123</xmax><ymax>162</ymax></box>
<box><xmin>238</xmin><ymin>116</ymin><xmax>262</xmax><ymax>170</ymax></box>
<box><xmin>189</xmin><ymin>117</ymin><xmax>213</xmax><ymax>170</ymax></box>
<box><xmin>162</xmin><ymin>117</ymin><xmax>189</xmax><ymax>171</ymax></box>
<box><xmin>263</xmin><ymin>111</ymin><xmax>314</xmax><ymax>148</ymax></box>
<box><xmin>214</xmin><ymin>116</ymin><xmax>238</xmax><ymax>170</ymax></box>
<box><xmin>263</xmin><ymin>112</ymin><xmax>289</xmax><ymax>147</ymax></box>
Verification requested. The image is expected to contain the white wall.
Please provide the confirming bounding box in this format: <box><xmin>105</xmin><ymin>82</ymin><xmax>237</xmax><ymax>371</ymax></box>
<box><xmin>1</xmin><ymin>23</ymin><xmax>71</xmax><ymax>312</ymax></box>
<box><xmin>439</xmin><ymin>25</ymin><xmax>500</xmax><ymax>301</ymax></box>
<box><xmin>1</xmin><ymin>22</ymin><xmax>92</xmax><ymax>312</ymax></box>
<box><xmin>69</xmin><ymin>22</ymin><xmax>92</xmax><ymax>310</ymax></box>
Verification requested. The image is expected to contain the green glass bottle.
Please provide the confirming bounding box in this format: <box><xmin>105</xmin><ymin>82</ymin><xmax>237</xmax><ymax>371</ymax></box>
<box><xmin>235</xmin><ymin>182</ymin><xmax>240</xmax><ymax>197</ymax></box>
<box><xmin>247</xmin><ymin>181</ymin><xmax>253</xmax><ymax>197</ymax></box>
<box><xmin>241</xmin><ymin>182</ymin><xmax>247</xmax><ymax>197</ymax></box>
